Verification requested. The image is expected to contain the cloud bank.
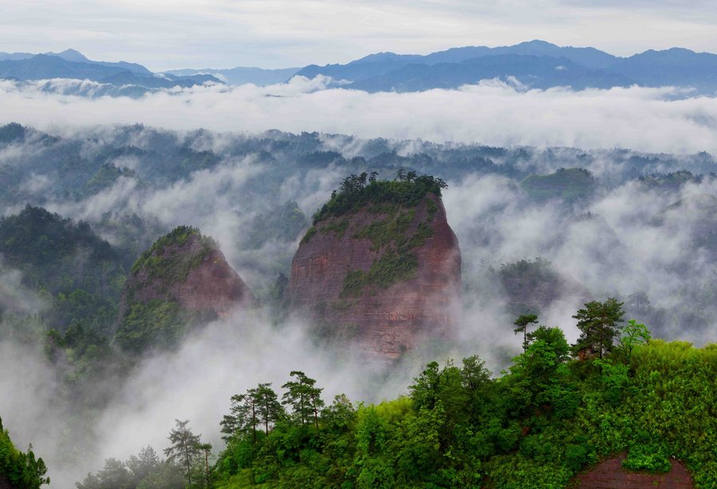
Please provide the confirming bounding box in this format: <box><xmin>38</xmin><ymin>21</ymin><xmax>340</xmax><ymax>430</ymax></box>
<box><xmin>1</xmin><ymin>79</ymin><xmax>717</xmax><ymax>155</ymax></box>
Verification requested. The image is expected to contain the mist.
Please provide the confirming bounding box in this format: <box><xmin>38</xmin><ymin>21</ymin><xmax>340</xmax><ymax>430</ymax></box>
<box><xmin>1</xmin><ymin>78</ymin><xmax>717</xmax><ymax>155</ymax></box>
<box><xmin>1</xmin><ymin>82</ymin><xmax>717</xmax><ymax>486</ymax></box>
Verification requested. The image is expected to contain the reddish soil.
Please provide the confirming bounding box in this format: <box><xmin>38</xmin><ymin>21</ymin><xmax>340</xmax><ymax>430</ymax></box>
<box><xmin>289</xmin><ymin>194</ymin><xmax>461</xmax><ymax>359</ymax></box>
<box><xmin>0</xmin><ymin>475</ymin><xmax>11</xmax><ymax>489</ymax></box>
<box><xmin>572</xmin><ymin>454</ymin><xmax>695</xmax><ymax>489</ymax></box>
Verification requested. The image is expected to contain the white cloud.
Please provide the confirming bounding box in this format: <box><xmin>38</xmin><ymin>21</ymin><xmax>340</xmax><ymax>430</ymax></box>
<box><xmin>1</xmin><ymin>80</ymin><xmax>717</xmax><ymax>155</ymax></box>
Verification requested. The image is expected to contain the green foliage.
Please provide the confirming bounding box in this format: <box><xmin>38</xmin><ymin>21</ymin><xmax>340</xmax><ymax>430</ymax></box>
<box><xmin>282</xmin><ymin>371</ymin><xmax>324</xmax><ymax>429</ymax></box>
<box><xmin>339</xmin><ymin>204</ymin><xmax>434</xmax><ymax>297</ymax></box>
<box><xmin>129</xmin><ymin>226</ymin><xmax>212</xmax><ymax>283</ymax></box>
<box><xmin>623</xmin><ymin>443</ymin><xmax>671</xmax><ymax>473</ymax></box>
<box><xmin>114</xmin><ymin>300</ymin><xmax>187</xmax><ymax>354</ymax></box>
<box><xmin>0</xmin><ymin>417</ymin><xmax>49</xmax><ymax>489</ymax></box>
<box><xmin>312</xmin><ymin>172</ymin><xmax>446</xmax><ymax>224</ymax></box>
<box><xmin>321</xmin><ymin>219</ymin><xmax>350</xmax><ymax>238</ymax></box>
<box><xmin>572</xmin><ymin>298</ymin><xmax>625</xmax><ymax>358</ymax></box>
<box><xmin>299</xmin><ymin>173</ymin><xmax>442</xmax><ymax>297</ymax></box>
<box><xmin>341</xmin><ymin>251</ymin><xmax>418</xmax><ymax>297</ymax></box>
<box><xmin>513</xmin><ymin>314</ymin><xmax>538</xmax><ymax>351</ymax></box>
<box><xmin>0</xmin><ymin>205</ymin><xmax>127</xmax><ymax>333</ymax></box>
<box><xmin>617</xmin><ymin>319</ymin><xmax>651</xmax><ymax>362</ymax></box>
<box><xmin>164</xmin><ymin>420</ymin><xmax>203</xmax><ymax>488</ymax></box>
<box><xmin>208</xmin><ymin>309</ymin><xmax>717</xmax><ymax>489</ymax></box>
<box><xmin>300</xmin><ymin>226</ymin><xmax>317</xmax><ymax>245</ymax></box>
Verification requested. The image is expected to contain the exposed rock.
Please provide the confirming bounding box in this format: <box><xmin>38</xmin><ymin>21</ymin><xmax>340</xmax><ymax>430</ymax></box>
<box><xmin>289</xmin><ymin>176</ymin><xmax>461</xmax><ymax>359</ymax></box>
<box><xmin>115</xmin><ymin>226</ymin><xmax>252</xmax><ymax>352</ymax></box>
<box><xmin>572</xmin><ymin>453</ymin><xmax>695</xmax><ymax>489</ymax></box>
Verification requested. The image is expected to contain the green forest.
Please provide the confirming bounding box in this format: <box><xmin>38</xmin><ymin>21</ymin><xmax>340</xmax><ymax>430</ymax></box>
<box><xmin>75</xmin><ymin>300</ymin><xmax>717</xmax><ymax>489</ymax></box>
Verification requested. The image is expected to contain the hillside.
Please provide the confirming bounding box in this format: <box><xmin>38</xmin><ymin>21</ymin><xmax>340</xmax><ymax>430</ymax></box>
<box><xmin>206</xmin><ymin>310</ymin><xmax>716</xmax><ymax>489</ymax></box>
<box><xmin>115</xmin><ymin>226</ymin><xmax>253</xmax><ymax>353</ymax></box>
<box><xmin>289</xmin><ymin>173</ymin><xmax>461</xmax><ymax>358</ymax></box>
<box><xmin>0</xmin><ymin>205</ymin><xmax>128</xmax><ymax>336</ymax></box>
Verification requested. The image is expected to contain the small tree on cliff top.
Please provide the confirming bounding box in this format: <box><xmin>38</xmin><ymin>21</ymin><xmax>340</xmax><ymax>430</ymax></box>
<box><xmin>572</xmin><ymin>298</ymin><xmax>625</xmax><ymax>359</ymax></box>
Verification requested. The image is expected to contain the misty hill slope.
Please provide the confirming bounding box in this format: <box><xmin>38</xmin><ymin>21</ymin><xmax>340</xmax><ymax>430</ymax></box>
<box><xmin>521</xmin><ymin>168</ymin><xmax>596</xmax><ymax>202</ymax></box>
<box><xmin>289</xmin><ymin>174</ymin><xmax>461</xmax><ymax>359</ymax></box>
<box><xmin>115</xmin><ymin>226</ymin><xmax>253</xmax><ymax>353</ymax></box>
<box><xmin>0</xmin><ymin>206</ymin><xmax>129</xmax><ymax>334</ymax></box>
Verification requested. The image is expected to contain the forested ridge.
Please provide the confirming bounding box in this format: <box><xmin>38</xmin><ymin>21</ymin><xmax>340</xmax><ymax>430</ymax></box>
<box><xmin>76</xmin><ymin>300</ymin><xmax>717</xmax><ymax>489</ymax></box>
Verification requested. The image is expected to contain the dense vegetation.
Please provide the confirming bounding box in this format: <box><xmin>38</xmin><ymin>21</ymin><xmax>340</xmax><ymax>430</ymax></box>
<box><xmin>312</xmin><ymin>171</ymin><xmax>446</xmax><ymax>224</ymax></box>
<box><xmin>0</xmin><ymin>418</ymin><xmax>49</xmax><ymax>489</ymax></box>
<box><xmin>76</xmin><ymin>299</ymin><xmax>717</xmax><ymax>489</ymax></box>
<box><xmin>128</xmin><ymin>226</ymin><xmax>213</xmax><ymax>288</ymax></box>
<box><xmin>0</xmin><ymin>206</ymin><xmax>128</xmax><ymax>320</ymax></box>
<box><xmin>203</xmin><ymin>300</ymin><xmax>716</xmax><ymax>489</ymax></box>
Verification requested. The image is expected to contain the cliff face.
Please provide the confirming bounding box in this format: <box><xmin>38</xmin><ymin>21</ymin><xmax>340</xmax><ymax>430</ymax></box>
<box><xmin>115</xmin><ymin>226</ymin><xmax>252</xmax><ymax>352</ymax></box>
<box><xmin>290</xmin><ymin>188</ymin><xmax>460</xmax><ymax>359</ymax></box>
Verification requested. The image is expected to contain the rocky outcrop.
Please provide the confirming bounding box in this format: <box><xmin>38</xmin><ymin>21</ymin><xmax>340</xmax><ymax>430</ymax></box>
<box><xmin>115</xmin><ymin>226</ymin><xmax>252</xmax><ymax>352</ymax></box>
<box><xmin>289</xmin><ymin>177</ymin><xmax>461</xmax><ymax>359</ymax></box>
<box><xmin>572</xmin><ymin>454</ymin><xmax>695</xmax><ymax>489</ymax></box>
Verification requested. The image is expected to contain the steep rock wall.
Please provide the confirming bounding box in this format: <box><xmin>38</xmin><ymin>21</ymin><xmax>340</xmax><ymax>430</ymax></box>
<box><xmin>115</xmin><ymin>226</ymin><xmax>252</xmax><ymax>352</ymax></box>
<box><xmin>290</xmin><ymin>193</ymin><xmax>460</xmax><ymax>359</ymax></box>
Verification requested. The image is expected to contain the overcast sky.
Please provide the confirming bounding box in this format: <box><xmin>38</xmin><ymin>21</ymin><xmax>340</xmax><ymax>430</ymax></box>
<box><xmin>1</xmin><ymin>0</ymin><xmax>716</xmax><ymax>70</ymax></box>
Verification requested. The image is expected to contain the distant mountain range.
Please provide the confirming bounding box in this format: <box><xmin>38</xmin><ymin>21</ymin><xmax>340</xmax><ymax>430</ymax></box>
<box><xmin>296</xmin><ymin>40</ymin><xmax>717</xmax><ymax>92</ymax></box>
<box><xmin>0</xmin><ymin>48</ymin><xmax>222</xmax><ymax>96</ymax></box>
<box><xmin>3</xmin><ymin>40</ymin><xmax>717</xmax><ymax>95</ymax></box>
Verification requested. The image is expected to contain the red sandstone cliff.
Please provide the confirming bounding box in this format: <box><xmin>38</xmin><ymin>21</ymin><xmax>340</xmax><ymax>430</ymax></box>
<box><xmin>289</xmin><ymin>193</ymin><xmax>461</xmax><ymax>359</ymax></box>
<box><xmin>122</xmin><ymin>226</ymin><xmax>253</xmax><ymax>316</ymax></box>
<box><xmin>115</xmin><ymin>227</ymin><xmax>253</xmax><ymax>352</ymax></box>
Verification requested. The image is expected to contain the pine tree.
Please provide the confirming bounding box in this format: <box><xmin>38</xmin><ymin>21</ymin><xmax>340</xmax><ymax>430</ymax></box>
<box><xmin>164</xmin><ymin>419</ymin><xmax>201</xmax><ymax>487</ymax></box>
<box><xmin>282</xmin><ymin>371</ymin><xmax>324</xmax><ymax>429</ymax></box>
<box><xmin>253</xmin><ymin>383</ymin><xmax>284</xmax><ymax>434</ymax></box>
<box><xmin>572</xmin><ymin>298</ymin><xmax>625</xmax><ymax>358</ymax></box>
<box><xmin>513</xmin><ymin>313</ymin><xmax>539</xmax><ymax>351</ymax></box>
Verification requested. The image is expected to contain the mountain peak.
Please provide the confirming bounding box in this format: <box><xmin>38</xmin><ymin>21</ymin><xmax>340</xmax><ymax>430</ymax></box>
<box><xmin>55</xmin><ymin>48</ymin><xmax>90</xmax><ymax>62</ymax></box>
